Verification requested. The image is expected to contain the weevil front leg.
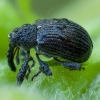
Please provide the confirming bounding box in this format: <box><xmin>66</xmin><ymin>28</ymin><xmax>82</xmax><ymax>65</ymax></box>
<box><xmin>20</xmin><ymin>50</ymin><xmax>35</xmax><ymax>68</ymax></box>
<box><xmin>31</xmin><ymin>53</ymin><xmax>52</xmax><ymax>81</ymax></box>
<box><xmin>25</xmin><ymin>65</ymin><xmax>31</xmax><ymax>80</ymax></box>
<box><xmin>29</xmin><ymin>56</ymin><xmax>35</xmax><ymax>68</ymax></box>
<box><xmin>25</xmin><ymin>56</ymin><xmax>35</xmax><ymax>80</ymax></box>
<box><xmin>31</xmin><ymin>70</ymin><xmax>41</xmax><ymax>81</ymax></box>
<box><xmin>54</xmin><ymin>58</ymin><xmax>85</xmax><ymax>70</ymax></box>
<box><xmin>17</xmin><ymin>51</ymin><xmax>30</xmax><ymax>86</ymax></box>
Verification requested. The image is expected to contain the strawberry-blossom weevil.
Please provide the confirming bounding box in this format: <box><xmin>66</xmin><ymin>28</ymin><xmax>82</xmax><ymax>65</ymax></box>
<box><xmin>6</xmin><ymin>18</ymin><xmax>93</xmax><ymax>85</ymax></box>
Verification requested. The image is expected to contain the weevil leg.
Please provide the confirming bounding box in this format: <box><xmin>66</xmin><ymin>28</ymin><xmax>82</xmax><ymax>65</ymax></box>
<box><xmin>20</xmin><ymin>50</ymin><xmax>35</xmax><ymax>68</ymax></box>
<box><xmin>54</xmin><ymin>58</ymin><xmax>85</xmax><ymax>70</ymax></box>
<box><xmin>29</xmin><ymin>56</ymin><xmax>35</xmax><ymax>68</ymax></box>
<box><xmin>32</xmin><ymin>53</ymin><xmax>52</xmax><ymax>77</ymax></box>
<box><xmin>25</xmin><ymin>55</ymin><xmax>35</xmax><ymax>79</ymax></box>
<box><xmin>17</xmin><ymin>51</ymin><xmax>30</xmax><ymax>86</ymax></box>
<box><xmin>25</xmin><ymin>65</ymin><xmax>31</xmax><ymax>80</ymax></box>
<box><xmin>20</xmin><ymin>50</ymin><xmax>26</xmax><ymax>61</ymax></box>
<box><xmin>31</xmin><ymin>70</ymin><xmax>41</xmax><ymax>81</ymax></box>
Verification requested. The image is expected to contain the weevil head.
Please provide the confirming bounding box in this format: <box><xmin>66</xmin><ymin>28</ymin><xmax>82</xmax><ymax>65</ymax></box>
<box><xmin>7</xmin><ymin>24</ymin><xmax>37</xmax><ymax>71</ymax></box>
<box><xmin>8</xmin><ymin>24</ymin><xmax>37</xmax><ymax>51</ymax></box>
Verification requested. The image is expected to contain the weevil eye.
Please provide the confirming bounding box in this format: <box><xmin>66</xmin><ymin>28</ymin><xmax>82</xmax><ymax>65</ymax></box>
<box><xmin>8</xmin><ymin>33</ymin><xmax>13</xmax><ymax>43</ymax></box>
<box><xmin>8</xmin><ymin>33</ymin><xmax>18</xmax><ymax>45</ymax></box>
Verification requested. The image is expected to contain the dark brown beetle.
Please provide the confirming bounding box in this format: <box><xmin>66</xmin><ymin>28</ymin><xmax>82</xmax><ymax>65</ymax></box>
<box><xmin>7</xmin><ymin>18</ymin><xmax>93</xmax><ymax>85</ymax></box>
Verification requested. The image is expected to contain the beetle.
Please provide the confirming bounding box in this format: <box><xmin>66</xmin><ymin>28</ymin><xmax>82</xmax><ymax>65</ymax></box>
<box><xmin>6</xmin><ymin>18</ymin><xmax>93</xmax><ymax>85</ymax></box>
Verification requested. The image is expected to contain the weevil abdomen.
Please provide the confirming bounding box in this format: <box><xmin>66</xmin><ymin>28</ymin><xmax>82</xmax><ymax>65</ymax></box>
<box><xmin>35</xmin><ymin>19</ymin><xmax>93</xmax><ymax>63</ymax></box>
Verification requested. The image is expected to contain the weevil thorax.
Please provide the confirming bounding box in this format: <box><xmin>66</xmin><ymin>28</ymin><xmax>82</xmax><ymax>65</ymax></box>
<box><xmin>8</xmin><ymin>24</ymin><xmax>37</xmax><ymax>51</ymax></box>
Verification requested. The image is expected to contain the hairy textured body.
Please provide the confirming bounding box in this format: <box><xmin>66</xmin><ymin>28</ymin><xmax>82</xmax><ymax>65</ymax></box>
<box><xmin>7</xmin><ymin>18</ymin><xmax>93</xmax><ymax>85</ymax></box>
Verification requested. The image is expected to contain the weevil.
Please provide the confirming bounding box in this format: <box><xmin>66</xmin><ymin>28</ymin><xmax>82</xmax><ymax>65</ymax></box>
<box><xmin>6</xmin><ymin>18</ymin><xmax>93</xmax><ymax>85</ymax></box>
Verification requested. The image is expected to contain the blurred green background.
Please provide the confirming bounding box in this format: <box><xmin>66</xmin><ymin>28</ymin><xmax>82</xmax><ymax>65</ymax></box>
<box><xmin>0</xmin><ymin>0</ymin><xmax>100</xmax><ymax>100</ymax></box>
